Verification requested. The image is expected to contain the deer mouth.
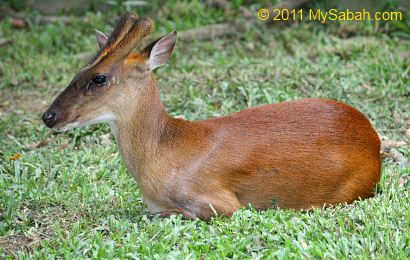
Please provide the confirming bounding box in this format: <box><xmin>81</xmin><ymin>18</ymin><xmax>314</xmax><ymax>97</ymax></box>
<box><xmin>52</xmin><ymin>116</ymin><xmax>81</xmax><ymax>131</ymax></box>
<box><xmin>53</xmin><ymin>112</ymin><xmax>117</xmax><ymax>132</ymax></box>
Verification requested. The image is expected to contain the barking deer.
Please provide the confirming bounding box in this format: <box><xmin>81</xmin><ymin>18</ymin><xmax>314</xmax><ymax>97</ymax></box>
<box><xmin>42</xmin><ymin>13</ymin><xmax>381</xmax><ymax>220</ymax></box>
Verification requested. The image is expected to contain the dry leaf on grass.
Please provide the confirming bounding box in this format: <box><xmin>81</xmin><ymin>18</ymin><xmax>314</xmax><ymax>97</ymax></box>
<box><xmin>25</xmin><ymin>138</ymin><xmax>53</xmax><ymax>148</ymax></box>
<box><xmin>11</xmin><ymin>18</ymin><xmax>26</xmax><ymax>28</ymax></box>
<box><xmin>9</xmin><ymin>153</ymin><xmax>21</xmax><ymax>160</ymax></box>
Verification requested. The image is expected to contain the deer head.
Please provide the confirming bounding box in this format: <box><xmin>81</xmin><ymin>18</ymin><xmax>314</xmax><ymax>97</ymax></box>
<box><xmin>42</xmin><ymin>12</ymin><xmax>177</xmax><ymax>132</ymax></box>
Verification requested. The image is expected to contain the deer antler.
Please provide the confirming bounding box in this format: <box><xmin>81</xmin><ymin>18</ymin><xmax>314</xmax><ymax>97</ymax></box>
<box><xmin>92</xmin><ymin>12</ymin><xmax>154</xmax><ymax>66</ymax></box>
<box><xmin>92</xmin><ymin>12</ymin><xmax>138</xmax><ymax>64</ymax></box>
<box><xmin>102</xmin><ymin>17</ymin><xmax>154</xmax><ymax>64</ymax></box>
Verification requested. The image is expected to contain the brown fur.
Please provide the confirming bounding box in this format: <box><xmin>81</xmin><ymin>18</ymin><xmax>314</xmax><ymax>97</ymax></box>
<box><xmin>92</xmin><ymin>12</ymin><xmax>138</xmax><ymax>64</ymax></box>
<box><xmin>92</xmin><ymin>14</ymin><xmax>153</xmax><ymax>66</ymax></box>
<box><xmin>43</xmin><ymin>13</ymin><xmax>381</xmax><ymax>220</ymax></box>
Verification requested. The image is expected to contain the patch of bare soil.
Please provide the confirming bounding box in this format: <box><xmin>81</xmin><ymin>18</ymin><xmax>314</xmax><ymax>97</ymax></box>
<box><xmin>0</xmin><ymin>90</ymin><xmax>50</xmax><ymax>117</ymax></box>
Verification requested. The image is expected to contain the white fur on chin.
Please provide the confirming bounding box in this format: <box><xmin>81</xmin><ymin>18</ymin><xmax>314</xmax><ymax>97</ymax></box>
<box><xmin>54</xmin><ymin>112</ymin><xmax>118</xmax><ymax>138</ymax></box>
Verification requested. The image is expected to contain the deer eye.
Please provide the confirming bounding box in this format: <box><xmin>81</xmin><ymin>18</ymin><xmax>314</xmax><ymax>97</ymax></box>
<box><xmin>92</xmin><ymin>75</ymin><xmax>107</xmax><ymax>86</ymax></box>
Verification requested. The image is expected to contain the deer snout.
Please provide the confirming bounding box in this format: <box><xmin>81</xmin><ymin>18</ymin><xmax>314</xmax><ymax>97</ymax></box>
<box><xmin>42</xmin><ymin>110</ymin><xmax>57</xmax><ymax>127</ymax></box>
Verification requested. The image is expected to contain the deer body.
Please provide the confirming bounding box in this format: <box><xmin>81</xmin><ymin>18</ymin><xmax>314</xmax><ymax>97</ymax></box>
<box><xmin>43</xmin><ymin>13</ymin><xmax>381</xmax><ymax>220</ymax></box>
<box><xmin>112</xmin><ymin>75</ymin><xmax>380</xmax><ymax>220</ymax></box>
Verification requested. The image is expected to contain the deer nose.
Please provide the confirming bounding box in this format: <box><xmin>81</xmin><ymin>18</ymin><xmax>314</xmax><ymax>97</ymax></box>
<box><xmin>42</xmin><ymin>111</ymin><xmax>57</xmax><ymax>127</ymax></box>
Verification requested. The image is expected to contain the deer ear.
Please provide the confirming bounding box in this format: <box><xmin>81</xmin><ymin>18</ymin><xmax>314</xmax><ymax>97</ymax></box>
<box><xmin>148</xmin><ymin>31</ymin><xmax>177</xmax><ymax>70</ymax></box>
<box><xmin>95</xmin><ymin>29</ymin><xmax>108</xmax><ymax>49</ymax></box>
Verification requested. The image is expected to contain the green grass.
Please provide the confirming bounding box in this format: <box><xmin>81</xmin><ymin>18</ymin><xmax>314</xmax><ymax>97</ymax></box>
<box><xmin>1</xmin><ymin>1</ymin><xmax>409</xmax><ymax>258</ymax></box>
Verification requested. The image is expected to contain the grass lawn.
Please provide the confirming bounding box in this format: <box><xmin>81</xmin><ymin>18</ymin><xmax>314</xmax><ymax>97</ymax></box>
<box><xmin>0</xmin><ymin>1</ymin><xmax>409</xmax><ymax>258</ymax></box>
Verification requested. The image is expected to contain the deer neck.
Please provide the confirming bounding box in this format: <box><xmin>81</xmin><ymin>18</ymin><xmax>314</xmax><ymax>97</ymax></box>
<box><xmin>112</xmin><ymin>74</ymin><xmax>171</xmax><ymax>178</ymax></box>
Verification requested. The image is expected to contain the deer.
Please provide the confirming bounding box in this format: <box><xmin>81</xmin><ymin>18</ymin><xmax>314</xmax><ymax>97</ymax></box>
<box><xmin>42</xmin><ymin>12</ymin><xmax>381</xmax><ymax>220</ymax></box>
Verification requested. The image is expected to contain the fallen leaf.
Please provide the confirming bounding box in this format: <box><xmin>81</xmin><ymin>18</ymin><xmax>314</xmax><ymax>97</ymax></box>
<box><xmin>25</xmin><ymin>138</ymin><xmax>53</xmax><ymax>148</ymax></box>
<box><xmin>11</xmin><ymin>18</ymin><xmax>26</xmax><ymax>29</ymax></box>
<box><xmin>9</xmin><ymin>153</ymin><xmax>21</xmax><ymax>161</ymax></box>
